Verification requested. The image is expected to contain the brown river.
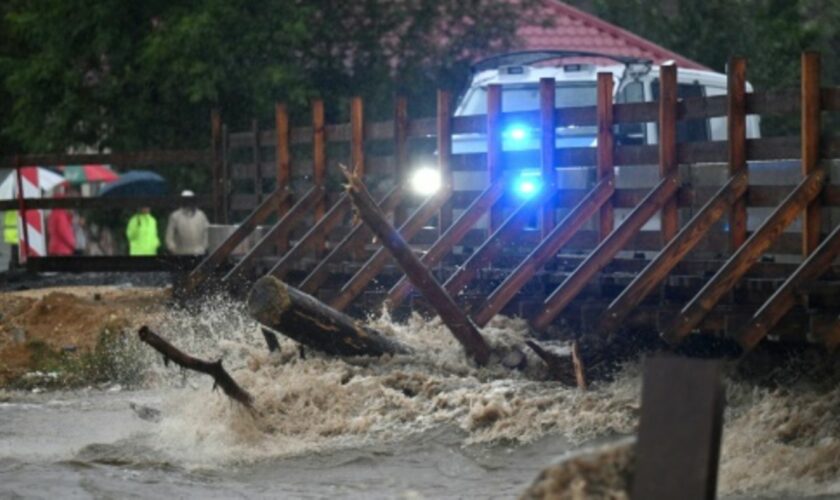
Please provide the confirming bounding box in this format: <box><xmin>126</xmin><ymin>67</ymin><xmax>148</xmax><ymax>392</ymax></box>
<box><xmin>2</xmin><ymin>295</ymin><xmax>839</xmax><ymax>498</ymax></box>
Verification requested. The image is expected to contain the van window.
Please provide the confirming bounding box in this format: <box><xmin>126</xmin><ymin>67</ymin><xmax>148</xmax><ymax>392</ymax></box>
<box><xmin>651</xmin><ymin>79</ymin><xmax>710</xmax><ymax>143</ymax></box>
<box><xmin>460</xmin><ymin>82</ymin><xmax>597</xmax><ymax>115</ymax></box>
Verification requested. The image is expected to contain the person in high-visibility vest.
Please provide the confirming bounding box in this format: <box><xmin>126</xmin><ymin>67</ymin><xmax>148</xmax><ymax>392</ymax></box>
<box><xmin>4</xmin><ymin>211</ymin><xmax>19</xmax><ymax>268</ymax></box>
<box><xmin>126</xmin><ymin>207</ymin><xmax>160</xmax><ymax>256</ymax></box>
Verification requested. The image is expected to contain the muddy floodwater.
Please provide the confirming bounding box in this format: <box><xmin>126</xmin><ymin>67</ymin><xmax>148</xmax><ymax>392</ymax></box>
<box><xmin>1</xmin><ymin>293</ymin><xmax>840</xmax><ymax>499</ymax></box>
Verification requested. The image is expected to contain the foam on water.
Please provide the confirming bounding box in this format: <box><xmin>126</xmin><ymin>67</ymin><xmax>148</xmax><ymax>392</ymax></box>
<box><xmin>134</xmin><ymin>295</ymin><xmax>840</xmax><ymax>497</ymax></box>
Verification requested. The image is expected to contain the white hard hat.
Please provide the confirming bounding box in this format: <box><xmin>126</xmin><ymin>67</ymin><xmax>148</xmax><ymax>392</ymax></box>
<box><xmin>181</xmin><ymin>189</ymin><xmax>195</xmax><ymax>197</ymax></box>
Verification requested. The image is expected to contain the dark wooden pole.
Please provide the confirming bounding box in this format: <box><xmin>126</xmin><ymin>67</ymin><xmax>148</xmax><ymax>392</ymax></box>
<box><xmin>211</xmin><ymin>110</ymin><xmax>223</xmax><ymax>223</ymax></box>
<box><xmin>342</xmin><ymin>166</ymin><xmax>492</xmax><ymax>365</ymax></box>
<box><xmin>248</xmin><ymin>276</ymin><xmax>410</xmax><ymax>357</ymax></box>
<box><xmin>540</xmin><ymin>78</ymin><xmax>556</xmax><ymax>237</ymax></box>
<box><xmin>138</xmin><ymin>326</ymin><xmax>254</xmax><ymax>408</ymax></box>
<box><xmin>312</xmin><ymin>99</ymin><xmax>327</xmax><ymax>254</ymax></box>
<box><xmin>438</xmin><ymin>90</ymin><xmax>454</xmax><ymax>232</ymax></box>
<box><xmin>394</xmin><ymin>95</ymin><xmax>409</xmax><ymax>226</ymax></box>
<box><xmin>487</xmin><ymin>84</ymin><xmax>503</xmax><ymax>232</ymax></box>
<box><xmin>659</xmin><ymin>64</ymin><xmax>679</xmax><ymax>245</ymax></box>
<box><xmin>596</xmin><ymin>72</ymin><xmax>615</xmax><ymax>241</ymax></box>
<box><xmin>275</xmin><ymin>102</ymin><xmax>291</xmax><ymax>215</ymax></box>
<box><xmin>801</xmin><ymin>51</ymin><xmax>822</xmax><ymax>256</ymax></box>
<box><xmin>251</xmin><ymin>119</ymin><xmax>262</xmax><ymax>206</ymax></box>
<box><xmin>727</xmin><ymin>57</ymin><xmax>748</xmax><ymax>252</ymax></box>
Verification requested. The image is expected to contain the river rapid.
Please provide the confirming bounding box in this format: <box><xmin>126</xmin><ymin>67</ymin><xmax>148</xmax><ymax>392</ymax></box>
<box><xmin>1</xmin><ymin>295</ymin><xmax>839</xmax><ymax>499</ymax></box>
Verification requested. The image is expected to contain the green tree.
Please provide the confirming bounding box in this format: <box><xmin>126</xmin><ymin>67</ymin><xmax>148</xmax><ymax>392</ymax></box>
<box><xmin>0</xmin><ymin>0</ymin><xmax>539</xmax><ymax>153</ymax></box>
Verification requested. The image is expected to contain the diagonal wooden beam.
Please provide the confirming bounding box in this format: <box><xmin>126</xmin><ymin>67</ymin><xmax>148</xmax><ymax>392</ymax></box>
<box><xmin>530</xmin><ymin>173</ymin><xmax>680</xmax><ymax>332</ymax></box>
<box><xmin>441</xmin><ymin>187</ymin><xmax>556</xmax><ymax>300</ymax></box>
<box><xmin>737</xmin><ymin>221</ymin><xmax>840</xmax><ymax>351</ymax></box>
<box><xmin>266</xmin><ymin>194</ymin><xmax>351</xmax><ymax>280</ymax></box>
<box><xmin>222</xmin><ymin>186</ymin><xmax>322</xmax><ymax>286</ymax></box>
<box><xmin>662</xmin><ymin>168</ymin><xmax>826</xmax><ymax>344</ymax></box>
<box><xmin>330</xmin><ymin>190</ymin><xmax>451</xmax><ymax>311</ymax></box>
<box><xmin>599</xmin><ymin>173</ymin><xmax>749</xmax><ymax>336</ymax></box>
<box><xmin>182</xmin><ymin>188</ymin><xmax>290</xmax><ymax>294</ymax></box>
<box><xmin>297</xmin><ymin>186</ymin><xmax>402</xmax><ymax>294</ymax></box>
<box><xmin>472</xmin><ymin>176</ymin><xmax>615</xmax><ymax>327</ymax></box>
<box><xmin>386</xmin><ymin>178</ymin><xmax>507</xmax><ymax>310</ymax></box>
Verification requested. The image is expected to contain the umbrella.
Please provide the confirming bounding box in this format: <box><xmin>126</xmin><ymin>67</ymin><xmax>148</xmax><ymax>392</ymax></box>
<box><xmin>59</xmin><ymin>164</ymin><xmax>119</xmax><ymax>185</ymax></box>
<box><xmin>0</xmin><ymin>167</ymin><xmax>66</xmax><ymax>200</ymax></box>
<box><xmin>98</xmin><ymin>170</ymin><xmax>168</xmax><ymax>198</ymax></box>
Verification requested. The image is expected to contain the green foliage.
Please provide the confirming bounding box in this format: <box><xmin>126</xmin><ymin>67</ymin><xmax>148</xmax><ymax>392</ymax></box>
<box><xmin>0</xmin><ymin>0</ymin><xmax>539</xmax><ymax>153</ymax></box>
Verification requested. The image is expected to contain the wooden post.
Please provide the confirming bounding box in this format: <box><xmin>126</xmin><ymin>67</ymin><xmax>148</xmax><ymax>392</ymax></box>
<box><xmin>530</xmin><ymin>174</ymin><xmax>680</xmax><ymax>332</ymax></box>
<box><xmin>663</xmin><ymin>169</ymin><xmax>826</xmax><ymax>344</ymax></box>
<box><xmin>631</xmin><ymin>357</ymin><xmax>724</xmax><ymax>500</ymax></box>
<box><xmin>540</xmin><ymin>78</ymin><xmax>557</xmax><ymax>237</ymax></box>
<box><xmin>473</xmin><ymin>177</ymin><xmax>615</xmax><ymax>327</ymax></box>
<box><xmin>596</xmin><ymin>72</ymin><xmax>614</xmax><ymax>241</ymax></box>
<box><xmin>342</xmin><ymin>166</ymin><xmax>492</xmax><ymax>365</ymax></box>
<box><xmin>599</xmin><ymin>173</ymin><xmax>749</xmax><ymax>336</ymax></box>
<box><xmin>659</xmin><ymin>64</ymin><xmax>679</xmax><ymax>244</ymax></box>
<box><xmin>394</xmin><ymin>96</ymin><xmax>409</xmax><ymax>226</ymax></box>
<box><xmin>251</xmin><ymin>119</ymin><xmax>262</xmax><ymax>206</ymax></box>
<box><xmin>312</xmin><ymin>99</ymin><xmax>327</xmax><ymax>252</ymax></box>
<box><xmin>275</xmin><ymin>102</ymin><xmax>291</xmax><ymax>209</ymax></box>
<box><xmin>438</xmin><ymin>90</ymin><xmax>454</xmax><ymax>232</ymax></box>
<box><xmin>211</xmin><ymin>109</ymin><xmax>223</xmax><ymax>222</ymax></box>
<box><xmin>386</xmin><ymin>179</ymin><xmax>507</xmax><ymax>310</ymax></box>
<box><xmin>728</xmin><ymin>57</ymin><xmax>748</xmax><ymax>251</ymax></box>
<box><xmin>487</xmin><ymin>84</ymin><xmax>503</xmax><ymax>232</ymax></box>
<box><xmin>351</xmin><ymin>96</ymin><xmax>365</xmax><ymax>177</ymax></box>
<box><xmin>221</xmin><ymin>123</ymin><xmax>230</xmax><ymax>224</ymax></box>
<box><xmin>738</xmin><ymin>222</ymin><xmax>840</xmax><ymax>351</ymax></box>
<box><xmin>298</xmin><ymin>186</ymin><xmax>403</xmax><ymax>295</ymax></box>
<box><xmin>14</xmin><ymin>156</ymin><xmax>30</xmax><ymax>262</ymax></box>
<box><xmin>802</xmin><ymin>51</ymin><xmax>822</xmax><ymax>256</ymax></box>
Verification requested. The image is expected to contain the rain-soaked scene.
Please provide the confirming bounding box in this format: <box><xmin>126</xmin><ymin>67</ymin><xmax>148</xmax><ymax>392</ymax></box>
<box><xmin>2</xmin><ymin>1</ymin><xmax>840</xmax><ymax>499</ymax></box>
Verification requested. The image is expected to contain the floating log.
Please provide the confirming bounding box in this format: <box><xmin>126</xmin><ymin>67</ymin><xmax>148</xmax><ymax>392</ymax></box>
<box><xmin>341</xmin><ymin>164</ymin><xmax>493</xmax><ymax>365</ymax></box>
<box><xmin>524</xmin><ymin>340</ymin><xmax>586</xmax><ymax>389</ymax></box>
<box><xmin>138</xmin><ymin>326</ymin><xmax>254</xmax><ymax>408</ymax></box>
<box><xmin>247</xmin><ymin>275</ymin><xmax>410</xmax><ymax>357</ymax></box>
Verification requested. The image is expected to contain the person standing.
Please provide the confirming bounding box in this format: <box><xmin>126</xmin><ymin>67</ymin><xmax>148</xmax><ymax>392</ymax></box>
<box><xmin>47</xmin><ymin>204</ymin><xmax>75</xmax><ymax>256</ymax></box>
<box><xmin>165</xmin><ymin>190</ymin><xmax>209</xmax><ymax>256</ymax></box>
<box><xmin>3</xmin><ymin>210</ymin><xmax>19</xmax><ymax>267</ymax></box>
<box><xmin>126</xmin><ymin>207</ymin><xmax>160</xmax><ymax>256</ymax></box>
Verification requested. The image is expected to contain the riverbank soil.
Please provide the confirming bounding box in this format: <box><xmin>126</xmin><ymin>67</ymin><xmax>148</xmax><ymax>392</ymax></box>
<box><xmin>0</xmin><ymin>286</ymin><xmax>167</xmax><ymax>386</ymax></box>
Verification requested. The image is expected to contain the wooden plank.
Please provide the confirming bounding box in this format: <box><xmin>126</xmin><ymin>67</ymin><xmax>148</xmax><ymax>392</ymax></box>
<box><xmin>659</xmin><ymin>64</ymin><xmax>679</xmax><ymax>244</ymax></box>
<box><xmin>487</xmin><ymin>84</ymin><xmax>503</xmax><ymax>231</ymax></box>
<box><xmin>394</xmin><ymin>96</ymin><xmax>409</xmax><ymax>226</ymax></box>
<box><xmin>386</xmin><ymin>179</ymin><xmax>507</xmax><ymax>310</ymax></box>
<box><xmin>599</xmin><ymin>173</ymin><xmax>749</xmax><ymax>336</ymax></box>
<box><xmin>275</xmin><ymin>102</ymin><xmax>291</xmax><ymax>204</ymax></box>
<box><xmin>662</xmin><ymin>169</ymin><xmax>826</xmax><ymax>344</ymax></box>
<box><xmin>530</xmin><ymin>174</ymin><xmax>680</xmax><ymax>332</ymax></box>
<box><xmin>266</xmin><ymin>194</ymin><xmax>352</xmax><ymax>280</ymax></box>
<box><xmin>182</xmin><ymin>189</ymin><xmax>290</xmax><ymax>294</ymax></box>
<box><xmin>221</xmin><ymin>124</ymin><xmax>231</xmax><ymax>223</ymax></box>
<box><xmin>312</xmin><ymin>99</ymin><xmax>327</xmax><ymax>252</ymax></box>
<box><xmin>728</xmin><ymin>57</ymin><xmax>748</xmax><ymax>251</ymax></box>
<box><xmin>473</xmin><ymin>177</ymin><xmax>615</xmax><ymax>327</ymax></box>
<box><xmin>222</xmin><ymin>186</ymin><xmax>323</xmax><ymax>286</ymax></box>
<box><xmin>0</xmin><ymin>195</ymin><xmax>213</xmax><ymax>212</ymax></box>
<box><xmin>0</xmin><ymin>149</ymin><xmax>211</xmax><ymax>169</ymax></box>
<box><xmin>251</xmin><ymin>119</ymin><xmax>262</xmax><ymax>204</ymax></box>
<box><xmin>351</xmin><ymin>96</ymin><xmax>365</xmax><ymax>176</ymax></box>
<box><xmin>298</xmin><ymin>186</ymin><xmax>403</xmax><ymax>294</ymax></box>
<box><xmin>737</xmin><ymin>221</ymin><xmax>840</xmax><ymax>351</ymax></box>
<box><xmin>802</xmin><ymin>51</ymin><xmax>822</xmax><ymax>256</ymax></box>
<box><xmin>597</xmin><ymin>72</ymin><xmax>615</xmax><ymax>241</ymax></box>
<box><xmin>343</xmin><ymin>169</ymin><xmax>492</xmax><ymax>365</ymax></box>
<box><xmin>442</xmin><ymin>187</ymin><xmax>557</xmax><ymax>299</ymax></box>
<box><xmin>631</xmin><ymin>357</ymin><xmax>724</xmax><ymax>500</ymax></box>
<box><xmin>211</xmin><ymin>110</ymin><xmax>223</xmax><ymax>222</ymax></box>
<box><xmin>438</xmin><ymin>90</ymin><xmax>454</xmax><ymax>232</ymax></box>
<box><xmin>330</xmin><ymin>191</ymin><xmax>450</xmax><ymax>311</ymax></box>
<box><xmin>541</xmin><ymin>78</ymin><xmax>557</xmax><ymax>236</ymax></box>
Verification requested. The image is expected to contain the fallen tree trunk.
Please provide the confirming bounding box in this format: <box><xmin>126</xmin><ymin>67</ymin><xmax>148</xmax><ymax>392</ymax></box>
<box><xmin>138</xmin><ymin>326</ymin><xmax>254</xmax><ymax>408</ymax></box>
<box><xmin>341</xmin><ymin>165</ymin><xmax>493</xmax><ymax>366</ymax></box>
<box><xmin>247</xmin><ymin>276</ymin><xmax>411</xmax><ymax>357</ymax></box>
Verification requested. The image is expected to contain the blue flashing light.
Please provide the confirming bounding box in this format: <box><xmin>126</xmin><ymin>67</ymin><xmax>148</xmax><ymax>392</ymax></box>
<box><xmin>504</xmin><ymin>124</ymin><xmax>530</xmax><ymax>142</ymax></box>
<box><xmin>513</xmin><ymin>172</ymin><xmax>542</xmax><ymax>198</ymax></box>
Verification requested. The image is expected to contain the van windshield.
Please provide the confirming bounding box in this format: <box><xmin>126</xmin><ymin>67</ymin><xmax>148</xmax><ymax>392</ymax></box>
<box><xmin>460</xmin><ymin>82</ymin><xmax>597</xmax><ymax>114</ymax></box>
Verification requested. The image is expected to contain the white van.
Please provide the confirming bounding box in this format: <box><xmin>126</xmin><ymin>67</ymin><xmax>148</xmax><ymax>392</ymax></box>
<box><xmin>426</xmin><ymin>51</ymin><xmax>761</xmax><ymax>231</ymax></box>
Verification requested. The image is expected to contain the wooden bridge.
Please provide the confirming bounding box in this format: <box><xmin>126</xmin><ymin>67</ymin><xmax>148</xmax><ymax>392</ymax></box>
<box><xmin>5</xmin><ymin>52</ymin><xmax>840</xmax><ymax>353</ymax></box>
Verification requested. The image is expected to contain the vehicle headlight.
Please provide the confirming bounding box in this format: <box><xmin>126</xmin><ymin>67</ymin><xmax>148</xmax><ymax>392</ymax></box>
<box><xmin>409</xmin><ymin>166</ymin><xmax>441</xmax><ymax>196</ymax></box>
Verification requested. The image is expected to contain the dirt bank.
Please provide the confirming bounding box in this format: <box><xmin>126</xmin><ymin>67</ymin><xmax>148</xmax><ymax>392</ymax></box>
<box><xmin>0</xmin><ymin>286</ymin><xmax>167</xmax><ymax>386</ymax></box>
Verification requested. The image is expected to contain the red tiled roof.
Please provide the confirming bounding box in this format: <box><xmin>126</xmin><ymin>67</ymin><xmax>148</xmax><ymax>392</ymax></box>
<box><xmin>513</xmin><ymin>1</ymin><xmax>707</xmax><ymax>70</ymax></box>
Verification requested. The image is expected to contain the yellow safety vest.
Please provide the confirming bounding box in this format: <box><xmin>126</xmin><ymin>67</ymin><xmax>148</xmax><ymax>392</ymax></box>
<box><xmin>3</xmin><ymin>211</ymin><xmax>18</xmax><ymax>244</ymax></box>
